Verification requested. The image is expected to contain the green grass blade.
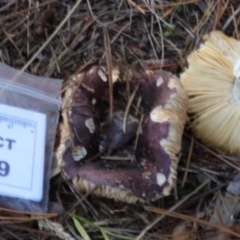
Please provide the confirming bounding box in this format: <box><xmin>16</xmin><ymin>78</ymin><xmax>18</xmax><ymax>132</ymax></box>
<box><xmin>71</xmin><ymin>215</ymin><xmax>91</xmax><ymax>240</ymax></box>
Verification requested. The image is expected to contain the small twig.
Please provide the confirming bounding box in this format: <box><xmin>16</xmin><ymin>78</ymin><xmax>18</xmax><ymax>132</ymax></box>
<box><xmin>1</xmin><ymin>28</ymin><xmax>22</xmax><ymax>56</ymax></box>
<box><xmin>74</xmin><ymin>58</ymin><xmax>98</xmax><ymax>75</ymax></box>
<box><xmin>223</xmin><ymin>6</ymin><xmax>240</xmax><ymax>30</ymax></box>
<box><xmin>103</xmin><ymin>26</ymin><xmax>114</xmax><ymax>121</ymax></box>
<box><xmin>101</xmin><ymin>155</ymin><xmax>135</xmax><ymax>161</ymax></box>
<box><xmin>0</xmin><ymin>0</ymin><xmax>57</xmax><ymax>24</ymax></box>
<box><xmin>123</xmin><ymin>84</ymin><xmax>139</xmax><ymax>133</ymax></box>
<box><xmin>143</xmin><ymin>21</ymin><xmax>158</xmax><ymax>60</ymax></box>
<box><xmin>85</xmin><ymin>149</ymin><xmax>107</xmax><ymax>163</ymax></box>
<box><xmin>212</xmin><ymin>0</ymin><xmax>222</xmax><ymax>30</ymax></box>
<box><xmin>135</xmin><ymin>180</ymin><xmax>210</xmax><ymax>240</ymax></box>
<box><xmin>19</xmin><ymin>0</ymin><xmax>82</xmax><ymax>74</ymax></box>
<box><xmin>0</xmin><ymin>0</ymin><xmax>15</xmax><ymax>13</ymax></box>
<box><xmin>39</xmin><ymin>219</ymin><xmax>76</xmax><ymax>240</ymax></box>
<box><xmin>27</xmin><ymin>0</ymin><xmax>31</xmax><ymax>58</ymax></box>
<box><xmin>192</xmin><ymin>1</ymin><xmax>216</xmax><ymax>33</ymax></box>
<box><xmin>134</xmin><ymin>96</ymin><xmax>142</xmax><ymax>116</ymax></box>
<box><xmin>184</xmin><ymin>134</ymin><xmax>240</xmax><ymax>171</ymax></box>
<box><xmin>134</xmin><ymin>113</ymin><xmax>144</xmax><ymax>152</ymax></box>
<box><xmin>0</xmin><ymin>17</ymin><xmax>27</xmax><ymax>47</ymax></box>
<box><xmin>145</xmin><ymin>206</ymin><xmax>240</xmax><ymax>239</ymax></box>
<box><xmin>0</xmin><ymin>206</ymin><xmax>57</xmax><ymax>217</ymax></box>
<box><xmin>5</xmin><ymin>224</ymin><xmax>59</xmax><ymax>238</ymax></box>
<box><xmin>231</xmin><ymin>5</ymin><xmax>239</xmax><ymax>40</ymax></box>
<box><xmin>182</xmin><ymin>135</ymin><xmax>194</xmax><ymax>187</ymax></box>
<box><xmin>127</xmin><ymin>0</ymin><xmax>145</xmax><ymax>15</ymax></box>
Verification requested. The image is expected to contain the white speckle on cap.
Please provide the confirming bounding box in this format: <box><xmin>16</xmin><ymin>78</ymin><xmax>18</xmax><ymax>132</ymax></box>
<box><xmin>112</xmin><ymin>69</ymin><xmax>120</xmax><ymax>83</ymax></box>
<box><xmin>150</xmin><ymin>106</ymin><xmax>169</xmax><ymax>123</ymax></box>
<box><xmin>98</xmin><ymin>68</ymin><xmax>107</xmax><ymax>82</ymax></box>
<box><xmin>72</xmin><ymin>146</ymin><xmax>87</xmax><ymax>161</ymax></box>
<box><xmin>89</xmin><ymin>67</ymin><xmax>95</xmax><ymax>74</ymax></box>
<box><xmin>168</xmin><ymin>174</ymin><xmax>175</xmax><ymax>186</ymax></box>
<box><xmin>168</xmin><ymin>78</ymin><xmax>178</xmax><ymax>89</ymax></box>
<box><xmin>145</xmin><ymin>69</ymin><xmax>153</xmax><ymax>75</ymax></box>
<box><xmin>163</xmin><ymin>185</ymin><xmax>172</xmax><ymax>196</ymax></box>
<box><xmin>156</xmin><ymin>173</ymin><xmax>166</xmax><ymax>186</ymax></box>
<box><xmin>92</xmin><ymin>98</ymin><xmax>97</xmax><ymax>105</ymax></box>
<box><xmin>156</xmin><ymin>76</ymin><xmax>163</xmax><ymax>87</ymax></box>
<box><xmin>85</xmin><ymin>118</ymin><xmax>96</xmax><ymax>133</ymax></box>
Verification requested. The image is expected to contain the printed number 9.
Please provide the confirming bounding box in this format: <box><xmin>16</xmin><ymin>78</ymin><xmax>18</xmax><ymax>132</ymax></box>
<box><xmin>0</xmin><ymin>161</ymin><xmax>10</xmax><ymax>176</ymax></box>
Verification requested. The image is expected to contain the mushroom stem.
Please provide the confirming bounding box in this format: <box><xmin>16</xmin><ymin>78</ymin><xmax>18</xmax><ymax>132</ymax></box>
<box><xmin>233</xmin><ymin>59</ymin><xmax>240</xmax><ymax>104</ymax></box>
<box><xmin>232</xmin><ymin>79</ymin><xmax>240</xmax><ymax>104</ymax></box>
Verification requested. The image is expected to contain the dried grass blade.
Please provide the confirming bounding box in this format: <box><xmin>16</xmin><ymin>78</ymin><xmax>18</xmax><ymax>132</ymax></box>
<box><xmin>71</xmin><ymin>215</ymin><xmax>91</xmax><ymax>240</ymax></box>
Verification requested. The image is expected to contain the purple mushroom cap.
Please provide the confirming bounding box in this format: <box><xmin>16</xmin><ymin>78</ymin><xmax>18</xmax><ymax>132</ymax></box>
<box><xmin>56</xmin><ymin>66</ymin><xmax>188</xmax><ymax>203</ymax></box>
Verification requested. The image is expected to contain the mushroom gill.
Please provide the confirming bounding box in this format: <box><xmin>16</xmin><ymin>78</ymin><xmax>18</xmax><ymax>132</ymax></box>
<box><xmin>180</xmin><ymin>30</ymin><xmax>240</xmax><ymax>155</ymax></box>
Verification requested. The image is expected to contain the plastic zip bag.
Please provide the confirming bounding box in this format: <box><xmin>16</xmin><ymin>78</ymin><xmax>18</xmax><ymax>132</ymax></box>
<box><xmin>0</xmin><ymin>62</ymin><xmax>62</xmax><ymax>213</ymax></box>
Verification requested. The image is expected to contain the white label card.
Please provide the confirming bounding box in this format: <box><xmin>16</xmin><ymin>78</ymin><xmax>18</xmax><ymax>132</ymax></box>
<box><xmin>0</xmin><ymin>104</ymin><xmax>46</xmax><ymax>202</ymax></box>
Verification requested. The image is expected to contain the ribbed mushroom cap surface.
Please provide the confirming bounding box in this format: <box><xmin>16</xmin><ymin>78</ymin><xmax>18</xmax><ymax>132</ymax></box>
<box><xmin>180</xmin><ymin>31</ymin><xmax>240</xmax><ymax>155</ymax></box>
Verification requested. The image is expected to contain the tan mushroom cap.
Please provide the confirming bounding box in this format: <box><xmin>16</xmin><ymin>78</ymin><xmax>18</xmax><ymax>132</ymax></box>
<box><xmin>180</xmin><ymin>31</ymin><xmax>240</xmax><ymax>155</ymax></box>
